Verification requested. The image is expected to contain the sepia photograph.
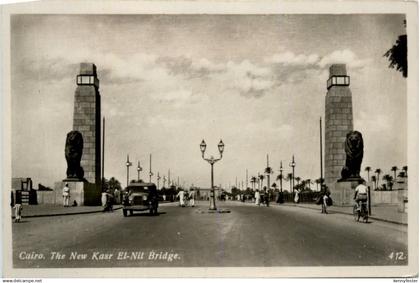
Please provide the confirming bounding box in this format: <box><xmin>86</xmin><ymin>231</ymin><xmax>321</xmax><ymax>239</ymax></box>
<box><xmin>2</xmin><ymin>0</ymin><xmax>418</xmax><ymax>278</ymax></box>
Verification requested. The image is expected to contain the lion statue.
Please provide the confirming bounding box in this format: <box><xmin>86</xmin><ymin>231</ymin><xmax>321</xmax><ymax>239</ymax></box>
<box><xmin>341</xmin><ymin>130</ymin><xmax>364</xmax><ymax>180</ymax></box>
<box><xmin>65</xmin><ymin>131</ymin><xmax>84</xmax><ymax>179</ymax></box>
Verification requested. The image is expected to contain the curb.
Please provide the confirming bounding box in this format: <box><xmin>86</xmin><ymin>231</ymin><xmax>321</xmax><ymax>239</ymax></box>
<box><xmin>12</xmin><ymin>202</ymin><xmax>177</xmax><ymax>219</ymax></box>
<box><xmin>13</xmin><ymin>206</ymin><xmax>123</xmax><ymax>219</ymax></box>
<box><xmin>283</xmin><ymin>203</ymin><xmax>407</xmax><ymax>226</ymax></box>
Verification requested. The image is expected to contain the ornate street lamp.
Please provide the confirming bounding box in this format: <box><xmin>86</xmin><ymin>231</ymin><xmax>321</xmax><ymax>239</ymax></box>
<box><xmin>279</xmin><ymin>161</ymin><xmax>283</xmax><ymax>192</ymax></box>
<box><xmin>289</xmin><ymin>155</ymin><xmax>296</xmax><ymax>193</ymax></box>
<box><xmin>163</xmin><ymin>176</ymin><xmax>167</xmax><ymax>188</ymax></box>
<box><xmin>200</xmin><ymin>139</ymin><xmax>224</xmax><ymax>210</ymax></box>
<box><xmin>149</xmin><ymin>154</ymin><xmax>153</xmax><ymax>183</ymax></box>
<box><xmin>126</xmin><ymin>154</ymin><xmax>132</xmax><ymax>187</ymax></box>
<box><xmin>157</xmin><ymin>172</ymin><xmax>161</xmax><ymax>190</ymax></box>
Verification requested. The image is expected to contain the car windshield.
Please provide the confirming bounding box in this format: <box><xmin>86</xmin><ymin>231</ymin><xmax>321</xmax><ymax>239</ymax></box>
<box><xmin>127</xmin><ymin>186</ymin><xmax>149</xmax><ymax>193</ymax></box>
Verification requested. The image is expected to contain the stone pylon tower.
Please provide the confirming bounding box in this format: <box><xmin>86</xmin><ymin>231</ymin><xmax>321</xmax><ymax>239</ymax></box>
<box><xmin>73</xmin><ymin>63</ymin><xmax>101</xmax><ymax>187</ymax></box>
<box><xmin>324</xmin><ymin>64</ymin><xmax>353</xmax><ymax>190</ymax></box>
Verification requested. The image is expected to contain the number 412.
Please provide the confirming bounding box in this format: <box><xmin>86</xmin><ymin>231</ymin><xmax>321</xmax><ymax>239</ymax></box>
<box><xmin>389</xmin><ymin>252</ymin><xmax>407</xmax><ymax>260</ymax></box>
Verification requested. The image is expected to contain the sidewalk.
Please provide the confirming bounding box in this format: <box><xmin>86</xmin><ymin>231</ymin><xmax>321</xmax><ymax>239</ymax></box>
<box><xmin>284</xmin><ymin>202</ymin><xmax>408</xmax><ymax>225</ymax></box>
<box><xmin>11</xmin><ymin>201</ymin><xmax>177</xmax><ymax>219</ymax></box>
<box><xmin>11</xmin><ymin>204</ymin><xmax>123</xmax><ymax>219</ymax></box>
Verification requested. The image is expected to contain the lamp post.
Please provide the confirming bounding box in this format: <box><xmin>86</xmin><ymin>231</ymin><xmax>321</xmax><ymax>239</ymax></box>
<box><xmin>200</xmin><ymin>139</ymin><xmax>224</xmax><ymax>210</ymax></box>
<box><xmin>157</xmin><ymin>172</ymin><xmax>161</xmax><ymax>190</ymax></box>
<box><xmin>149</xmin><ymin>154</ymin><xmax>153</xmax><ymax>183</ymax></box>
<box><xmin>126</xmin><ymin>154</ymin><xmax>132</xmax><ymax>187</ymax></box>
<box><xmin>137</xmin><ymin>161</ymin><xmax>142</xmax><ymax>181</ymax></box>
<box><xmin>279</xmin><ymin>161</ymin><xmax>283</xmax><ymax>193</ymax></box>
<box><xmin>289</xmin><ymin>155</ymin><xmax>296</xmax><ymax>193</ymax></box>
<box><xmin>163</xmin><ymin>176</ymin><xmax>167</xmax><ymax>188</ymax></box>
<box><xmin>265</xmin><ymin>154</ymin><xmax>273</xmax><ymax>190</ymax></box>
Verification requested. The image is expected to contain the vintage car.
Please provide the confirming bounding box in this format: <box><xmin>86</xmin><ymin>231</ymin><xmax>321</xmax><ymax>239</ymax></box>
<box><xmin>122</xmin><ymin>182</ymin><xmax>159</xmax><ymax>217</ymax></box>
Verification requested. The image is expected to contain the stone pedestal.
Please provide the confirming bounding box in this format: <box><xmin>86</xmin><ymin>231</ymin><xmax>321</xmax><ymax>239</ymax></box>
<box><xmin>331</xmin><ymin>180</ymin><xmax>359</xmax><ymax>206</ymax></box>
<box><xmin>53</xmin><ymin>181</ymin><xmax>101</xmax><ymax>206</ymax></box>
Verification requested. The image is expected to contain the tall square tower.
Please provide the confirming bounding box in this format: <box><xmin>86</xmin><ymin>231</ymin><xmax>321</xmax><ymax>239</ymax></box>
<box><xmin>73</xmin><ymin>63</ymin><xmax>101</xmax><ymax>186</ymax></box>
<box><xmin>324</xmin><ymin>64</ymin><xmax>353</xmax><ymax>190</ymax></box>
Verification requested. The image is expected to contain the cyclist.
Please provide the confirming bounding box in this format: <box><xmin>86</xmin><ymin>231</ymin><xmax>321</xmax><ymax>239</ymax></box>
<box><xmin>354</xmin><ymin>179</ymin><xmax>368</xmax><ymax>211</ymax></box>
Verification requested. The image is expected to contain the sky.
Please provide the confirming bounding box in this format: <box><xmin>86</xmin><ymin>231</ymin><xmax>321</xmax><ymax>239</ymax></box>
<box><xmin>11</xmin><ymin>14</ymin><xmax>407</xmax><ymax>191</ymax></box>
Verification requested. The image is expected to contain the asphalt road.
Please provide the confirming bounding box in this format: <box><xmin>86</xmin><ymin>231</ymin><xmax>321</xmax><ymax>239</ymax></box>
<box><xmin>12</xmin><ymin>201</ymin><xmax>408</xmax><ymax>268</ymax></box>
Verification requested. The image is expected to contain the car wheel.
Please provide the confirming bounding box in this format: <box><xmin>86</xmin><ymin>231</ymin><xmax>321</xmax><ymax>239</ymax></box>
<box><xmin>123</xmin><ymin>209</ymin><xmax>127</xmax><ymax>217</ymax></box>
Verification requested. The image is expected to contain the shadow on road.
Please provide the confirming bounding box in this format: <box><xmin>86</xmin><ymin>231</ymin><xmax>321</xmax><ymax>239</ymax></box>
<box><xmin>125</xmin><ymin>212</ymin><xmax>167</xmax><ymax>217</ymax></box>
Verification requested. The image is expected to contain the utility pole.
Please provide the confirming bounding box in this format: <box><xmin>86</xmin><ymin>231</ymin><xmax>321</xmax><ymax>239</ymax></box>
<box><xmin>149</xmin><ymin>154</ymin><xmax>153</xmax><ymax>183</ymax></box>
<box><xmin>289</xmin><ymin>155</ymin><xmax>296</xmax><ymax>193</ymax></box>
<box><xmin>279</xmin><ymin>161</ymin><xmax>283</xmax><ymax>192</ymax></box>
<box><xmin>102</xmin><ymin>117</ymin><xmax>105</xmax><ymax>190</ymax></box>
<box><xmin>266</xmin><ymin>154</ymin><xmax>270</xmax><ymax>191</ymax></box>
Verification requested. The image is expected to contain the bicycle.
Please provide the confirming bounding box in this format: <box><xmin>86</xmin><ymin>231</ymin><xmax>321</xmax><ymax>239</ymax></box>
<box><xmin>353</xmin><ymin>201</ymin><xmax>368</xmax><ymax>223</ymax></box>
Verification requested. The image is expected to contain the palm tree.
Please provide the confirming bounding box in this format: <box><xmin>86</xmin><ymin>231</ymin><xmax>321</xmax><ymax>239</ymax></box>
<box><xmin>258</xmin><ymin>174</ymin><xmax>265</xmax><ymax>190</ymax></box>
<box><xmin>108</xmin><ymin>177</ymin><xmax>122</xmax><ymax>191</ymax></box>
<box><xmin>374</xmin><ymin>168</ymin><xmax>382</xmax><ymax>189</ymax></box>
<box><xmin>371</xmin><ymin>175</ymin><xmax>377</xmax><ymax>190</ymax></box>
<box><xmin>382</xmin><ymin>174</ymin><xmax>394</xmax><ymax>190</ymax></box>
<box><xmin>364</xmin><ymin>166</ymin><xmax>371</xmax><ymax>182</ymax></box>
<box><xmin>391</xmin><ymin>166</ymin><xmax>398</xmax><ymax>180</ymax></box>
<box><xmin>402</xmin><ymin>166</ymin><xmax>408</xmax><ymax>177</ymax></box>
<box><xmin>286</xmin><ymin>173</ymin><xmax>293</xmax><ymax>191</ymax></box>
<box><xmin>384</xmin><ymin>29</ymin><xmax>407</xmax><ymax>78</ymax></box>
<box><xmin>250</xmin><ymin>176</ymin><xmax>257</xmax><ymax>191</ymax></box>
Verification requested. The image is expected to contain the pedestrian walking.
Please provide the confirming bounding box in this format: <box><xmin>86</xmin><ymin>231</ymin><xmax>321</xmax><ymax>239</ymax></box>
<box><xmin>294</xmin><ymin>190</ymin><xmax>299</xmax><ymax>203</ymax></box>
<box><xmin>13</xmin><ymin>200</ymin><xmax>23</xmax><ymax>223</ymax></box>
<box><xmin>176</xmin><ymin>189</ymin><xmax>186</xmax><ymax>207</ymax></box>
<box><xmin>321</xmin><ymin>191</ymin><xmax>329</xmax><ymax>214</ymax></box>
<box><xmin>103</xmin><ymin>189</ymin><xmax>114</xmax><ymax>212</ymax></box>
<box><xmin>189</xmin><ymin>189</ymin><xmax>196</xmax><ymax>207</ymax></box>
<box><xmin>101</xmin><ymin>191</ymin><xmax>107</xmax><ymax>207</ymax></box>
<box><xmin>62</xmin><ymin>183</ymin><xmax>70</xmax><ymax>207</ymax></box>
<box><xmin>255</xmin><ymin>190</ymin><xmax>261</xmax><ymax>206</ymax></box>
<box><xmin>114</xmin><ymin>188</ymin><xmax>120</xmax><ymax>204</ymax></box>
<box><xmin>265</xmin><ymin>188</ymin><xmax>270</xmax><ymax>207</ymax></box>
